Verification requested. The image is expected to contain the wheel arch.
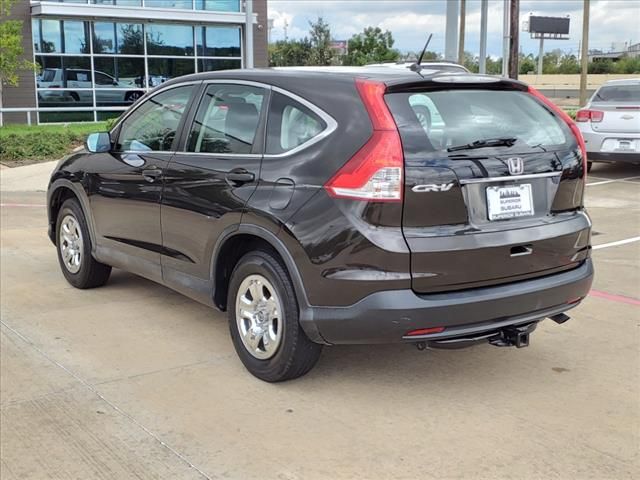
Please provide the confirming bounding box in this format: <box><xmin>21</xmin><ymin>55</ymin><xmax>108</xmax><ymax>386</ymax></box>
<box><xmin>210</xmin><ymin>225</ymin><xmax>327</xmax><ymax>344</ymax></box>
<box><xmin>47</xmin><ymin>180</ymin><xmax>97</xmax><ymax>250</ymax></box>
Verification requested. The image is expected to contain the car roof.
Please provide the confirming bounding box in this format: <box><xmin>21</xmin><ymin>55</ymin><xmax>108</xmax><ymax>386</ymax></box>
<box><xmin>162</xmin><ymin>66</ymin><xmax>509</xmax><ymax>90</ymax></box>
<box><xmin>600</xmin><ymin>78</ymin><xmax>640</xmax><ymax>86</ymax></box>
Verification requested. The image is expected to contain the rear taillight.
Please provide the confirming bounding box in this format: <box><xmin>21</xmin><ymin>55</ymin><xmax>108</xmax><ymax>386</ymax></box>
<box><xmin>324</xmin><ymin>79</ymin><xmax>403</xmax><ymax>202</ymax></box>
<box><xmin>528</xmin><ymin>86</ymin><xmax>588</xmax><ymax>175</ymax></box>
<box><xmin>575</xmin><ymin>109</ymin><xmax>604</xmax><ymax>123</ymax></box>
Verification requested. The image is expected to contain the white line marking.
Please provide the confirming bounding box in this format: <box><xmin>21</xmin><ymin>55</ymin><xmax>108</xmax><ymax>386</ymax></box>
<box><xmin>0</xmin><ymin>320</ymin><xmax>213</xmax><ymax>480</ymax></box>
<box><xmin>0</xmin><ymin>203</ymin><xmax>47</xmax><ymax>208</ymax></box>
<box><xmin>593</xmin><ymin>236</ymin><xmax>640</xmax><ymax>250</ymax></box>
<box><xmin>586</xmin><ymin>176</ymin><xmax>640</xmax><ymax>186</ymax></box>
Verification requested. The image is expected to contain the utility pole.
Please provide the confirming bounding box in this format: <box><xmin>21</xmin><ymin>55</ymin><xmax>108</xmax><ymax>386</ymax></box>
<box><xmin>579</xmin><ymin>0</ymin><xmax>590</xmax><ymax>106</ymax></box>
<box><xmin>479</xmin><ymin>0</ymin><xmax>488</xmax><ymax>73</ymax></box>
<box><xmin>502</xmin><ymin>0</ymin><xmax>510</xmax><ymax>77</ymax></box>
<box><xmin>445</xmin><ymin>0</ymin><xmax>459</xmax><ymax>62</ymax></box>
<box><xmin>508</xmin><ymin>0</ymin><xmax>519</xmax><ymax>79</ymax></box>
<box><xmin>458</xmin><ymin>0</ymin><xmax>466</xmax><ymax>65</ymax></box>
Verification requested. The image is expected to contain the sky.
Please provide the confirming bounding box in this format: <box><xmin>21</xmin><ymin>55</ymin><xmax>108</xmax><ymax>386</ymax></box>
<box><xmin>268</xmin><ymin>0</ymin><xmax>640</xmax><ymax>58</ymax></box>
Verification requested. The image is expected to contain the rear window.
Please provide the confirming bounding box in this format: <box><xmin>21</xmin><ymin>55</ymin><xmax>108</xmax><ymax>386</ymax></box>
<box><xmin>593</xmin><ymin>84</ymin><xmax>640</xmax><ymax>103</ymax></box>
<box><xmin>386</xmin><ymin>89</ymin><xmax>569</xmax><ymax>153</ymax></box>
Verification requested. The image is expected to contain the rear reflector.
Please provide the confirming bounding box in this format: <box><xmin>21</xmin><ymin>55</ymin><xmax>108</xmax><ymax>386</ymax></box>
<box><xmin>406</xmin><ymin>327</ymin><xmax>445</xmax><ymax>336</ymax></box>
<box><xmin>324</xmin><ymin>79</ymin><xmax>403</xmax><ymax>202</ymax></box>
<box><xmin>528</xmin><ymin>86</ymin><xmax>588</xmax><ymax>175</ymax></box>
<box><xmin>575</xmin><ymin>109</ymin><xmax>604</xmax><ymax>123</ymax></box>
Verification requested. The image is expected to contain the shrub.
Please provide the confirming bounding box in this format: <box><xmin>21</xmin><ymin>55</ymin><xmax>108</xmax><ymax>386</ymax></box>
<box><xmin>0</xmin><ymin>122</ymin><xmax>108</xmax><ymax>167</ymax></box>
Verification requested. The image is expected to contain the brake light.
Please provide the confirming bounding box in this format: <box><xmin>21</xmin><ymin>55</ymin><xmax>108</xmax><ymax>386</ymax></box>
<box><xmin>324</xmin><ymin>79</ymin><xmax>403</xmax><ymax>202</ymax></box>
<box><xmin>528</xmin><ymin>86</ymin><xmax>588</xmax><ymax>175</ymax></box>
<box><xmin>576</xmin><ymin>109</ymin><xmax>604</xmax><ymax>123</ymax></box>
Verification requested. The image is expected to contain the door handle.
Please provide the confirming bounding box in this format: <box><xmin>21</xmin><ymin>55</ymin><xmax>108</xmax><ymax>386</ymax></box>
<box><xmin>142</xmin><ymin>167</ymin><xmax>162</xmax><ymax>183</ymax></box>
<box><xmin>225</xmin><ymin>169</ymin><xmax>255</xmax><ymax>186</ymax></box>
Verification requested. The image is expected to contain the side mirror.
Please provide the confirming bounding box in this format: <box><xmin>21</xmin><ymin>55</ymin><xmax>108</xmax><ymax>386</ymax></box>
<box><xmin>86</xmin><ymin>132</ymin><xmax>111</xmax><ymax>153</ymax></box>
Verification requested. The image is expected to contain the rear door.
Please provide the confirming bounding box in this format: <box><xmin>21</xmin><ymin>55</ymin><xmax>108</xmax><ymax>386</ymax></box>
<box><xmin>160</xmin><ymin>82</ymin><xmax>268</xmax><ymax>300</ymax></box>
<box><xmin>386</xmin><ymin>83</ymin><xmax>591</xmax><ymax>293</ymax></box>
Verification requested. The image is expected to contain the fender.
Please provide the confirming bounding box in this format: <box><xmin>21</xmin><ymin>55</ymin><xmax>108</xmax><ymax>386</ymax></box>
<box><xmin>210</xmin><ymin>224</ymin><xmax>329</xmax><ymax>345</ymax></box>
<box><xmin>47</xmin><ymin>178</ymin><xmax>98</xmax><ymax>253</ymax></box>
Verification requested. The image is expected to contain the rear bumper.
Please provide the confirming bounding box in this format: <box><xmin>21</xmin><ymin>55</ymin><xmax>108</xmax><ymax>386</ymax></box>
<box><xmin>301</xmin><ymin>259</ymin><xmax>593</xmax><ymax>345</ymax></box>
<box><xmin>588</xmin><ymin>152</ymin><xmax>640</xmax><ymax>164</ymax></box>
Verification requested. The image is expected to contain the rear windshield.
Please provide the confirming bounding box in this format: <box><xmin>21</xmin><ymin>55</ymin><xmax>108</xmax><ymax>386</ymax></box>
<box><xmin>386</xmin><ymin>89</ymin><xmax>569</xmax><ymax>153</ymax></box>
<box><xmin>593</xmin><ymin>84</ymin><xmax>640</xmax><ymax>103</ymax></box>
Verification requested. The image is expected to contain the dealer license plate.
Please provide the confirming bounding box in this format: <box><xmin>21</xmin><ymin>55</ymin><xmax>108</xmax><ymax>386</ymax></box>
<box><xmin>486</xmin><ymin>184</ymin><xmax>534</xmax><ymax>221</ymax></box>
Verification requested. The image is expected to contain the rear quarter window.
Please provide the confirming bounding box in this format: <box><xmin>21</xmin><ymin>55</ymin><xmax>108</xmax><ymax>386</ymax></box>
<box><xmin>386</xmin><ymin>89</ymin><xmax>570</xmax><ymax>153</ymax></box>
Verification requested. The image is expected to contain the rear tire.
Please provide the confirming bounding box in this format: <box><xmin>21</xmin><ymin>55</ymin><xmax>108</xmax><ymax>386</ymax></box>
<box><xmin>227</xmin><ymin>249</ymin><xmax>322</xmax><ymax>382</ymax></box>
<box><xmin>56</xmin><ymin>199</ymin><xmax>111</xmax><ymax>289</ymax></box>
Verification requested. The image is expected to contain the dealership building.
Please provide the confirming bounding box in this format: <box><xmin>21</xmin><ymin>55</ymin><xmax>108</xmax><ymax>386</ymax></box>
<box><xmin>2</xmin><ymin>0</ymin><xmax>268</xmax><ymax>124</ymax></box>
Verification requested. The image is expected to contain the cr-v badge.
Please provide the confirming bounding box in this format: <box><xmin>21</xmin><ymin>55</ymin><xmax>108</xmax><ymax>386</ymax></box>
<box><xmin>507</xmin><ymin>157</ymin><xmax>524</xmax><ymax>175</ymax></box>
<box><xmin>412</xmin><ymin>183</ymin><xmax>455</xmax><ymax>192</ymax></box>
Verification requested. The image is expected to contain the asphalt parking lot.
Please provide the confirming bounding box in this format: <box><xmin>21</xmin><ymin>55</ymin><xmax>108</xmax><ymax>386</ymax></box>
<box><xmin>1</xmin><ymin>162</ymin><xmax>638</xmax><ymax>479</ymax></box>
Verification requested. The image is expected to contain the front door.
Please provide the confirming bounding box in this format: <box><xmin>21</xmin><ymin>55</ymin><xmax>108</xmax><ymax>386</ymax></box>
<box><xmin>160</xmin><ymin>82</ymin><xmax>268</xmax><ymax>302</ymax></box>
<box><xmin>89</xmin><ymin>84</ymin><xmax>196</xmax><ymax>282</ymax></box>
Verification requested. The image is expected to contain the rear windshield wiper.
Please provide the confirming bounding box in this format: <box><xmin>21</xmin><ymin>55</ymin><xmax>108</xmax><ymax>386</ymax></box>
<box><xmin>447</xmin><ymin>137</ymin><xmax>518</xmax><ymax>152</ymax></box>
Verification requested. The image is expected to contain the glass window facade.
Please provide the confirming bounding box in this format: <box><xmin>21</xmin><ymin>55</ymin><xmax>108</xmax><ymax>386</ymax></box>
<box><xmin>55</xmin><ymin>0</ymin><xmax>240</xmax><ymax>10</ymax></box>
<box><xmin>33</xmin><ymin>16</ymin><xmax>243</xmax><ymax>122</ymax></box>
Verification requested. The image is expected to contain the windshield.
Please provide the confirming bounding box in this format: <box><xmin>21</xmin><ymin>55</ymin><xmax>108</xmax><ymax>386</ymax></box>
<box><xmin>593</xmin><ymin>84</ymin><xmax>640</xmax><ymax>103</ymax></box>
<box><xmin>41</xmin><ymin>69</ymin><xmax>56</xmax><ymax>82</ymax></box>
<box><xmin>386</xmin><ymin>89</ymin><xmax>569</xmax><ymax>153</ymax></box>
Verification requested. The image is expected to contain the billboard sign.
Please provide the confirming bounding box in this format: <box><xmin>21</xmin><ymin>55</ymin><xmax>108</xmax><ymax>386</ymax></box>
<box><xmin>529</xmin><ymin>16</ymin><xmax>570</xmax><ymax>37</ymax></box>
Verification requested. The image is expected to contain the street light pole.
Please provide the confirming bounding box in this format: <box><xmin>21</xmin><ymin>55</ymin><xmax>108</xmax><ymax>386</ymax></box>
<box><xmin>445</xmin><ymin>0</ymin><xmax>459</xmax><ymax>62</ymax></box>
<box><xmin>502</xmin><ymin>0</ymin><xmax>510</xmax><ymax>77</ymax></box>
<box><xmin>479</xmin><ymin>0</ymin><xmax>488</xmax><ymax>73</ymax></box>
<box><xmin>579</xmin><ymin>0</ymin><xmax>590</xmax><ymax>106</ymax></box>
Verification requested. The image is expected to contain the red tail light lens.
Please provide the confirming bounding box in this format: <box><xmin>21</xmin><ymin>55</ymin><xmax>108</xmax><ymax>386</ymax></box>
<box><xmin>406</xmin><ymin>327</ymin><xmax>445</xmax><ymax>336</ymax></box>
<box><xmin>528</xmin><ymin>86</ymin><xmax>587</xmax><ymax>175</ymax></box>
<box><xmin>324</xmin><ymin>79</ymin><xmax>403</xmax><ymax>202</ymax></box>
<box><xmin>576</xmin><ymin>109</ymin><xmax>604</xmax><ymax>123</ymax></box>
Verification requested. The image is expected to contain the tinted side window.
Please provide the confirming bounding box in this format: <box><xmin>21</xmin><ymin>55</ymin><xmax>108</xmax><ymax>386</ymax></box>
<box><xmin>187</xmin><ymin>83</ymin><xmax>266</xmax><ymax>154</ymax></box>
<box><xmin>266</xmin><ymin>92</ymin><xmax>326</xmax><ymax>155</ymax></box>
<box><xmin>117</xmin><ymin>85</ymin><xmax>194</xmax><ymax>152</ymax></box>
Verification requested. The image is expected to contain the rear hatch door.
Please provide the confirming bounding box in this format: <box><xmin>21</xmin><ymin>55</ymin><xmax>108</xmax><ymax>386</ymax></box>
<box><xmin>589</xmin><ymin>82</ymin><xmax>640</xmax><ymax>134</ymax></box>
<box><xmin>385</xmin><ymin>78</ymin><xmax>590</xmax><ymax>293</ymax></box>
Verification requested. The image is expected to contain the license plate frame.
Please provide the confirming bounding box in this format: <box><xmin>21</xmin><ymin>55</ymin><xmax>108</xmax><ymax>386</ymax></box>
<box><xmin>486</xmin><ymin>183</ymin><xmax>535</xmax><ymax>221</ymax></box>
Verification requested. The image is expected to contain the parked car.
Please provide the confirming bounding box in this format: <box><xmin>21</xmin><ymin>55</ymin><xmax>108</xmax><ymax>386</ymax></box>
<box><xmin>38</xmin><ymin>68</ymin><xmax>145</xmax><ymax>105</ymax></box>
<box><xmin>47</xmin><ymin>68</ymin><xmax>593</xmax><ymax>381</ymax></box>
<box><xmin>576</xmin><ymin>78</ymin><xmax>640</xmax><ymax>170</ymax></box>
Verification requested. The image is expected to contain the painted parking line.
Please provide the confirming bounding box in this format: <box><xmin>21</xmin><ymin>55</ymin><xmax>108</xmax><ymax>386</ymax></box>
<box><xmin>586</xmin><ymin>176</ymin><xmax>640</xmax><ymax>186</ymax></box>
<box><xmin>590</xmin><ymin>289</ymin><xmax>640</xmax><ymax>306</ymax></box>
<box><xmin>0</xmin><ymin>203</ymin><xmax>47</xmax><ymax>208</ymax></box>
<box><xmin>592</xmin><ymin>236</ymin><xmax>640</xmax><ymax>250</ymax></box>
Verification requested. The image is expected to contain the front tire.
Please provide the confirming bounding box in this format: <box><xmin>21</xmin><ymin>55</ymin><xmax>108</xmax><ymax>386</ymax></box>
<box><xmin>227</xmin><ymin>250</ymin><xmax>322</xmax><ymax>382</ymax></box>
<box><xmin>56</xmin><ymin>199</ymin><xmax>111</xmax><ymax>289</ymax></box>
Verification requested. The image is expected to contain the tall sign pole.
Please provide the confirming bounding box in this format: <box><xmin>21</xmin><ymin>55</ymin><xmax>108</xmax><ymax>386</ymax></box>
<box><xmin>508</xmin><ymin>0</ymin><xmax>519</xmax><ymax>79</ymax></box>
<box><xmin>579</xmin><ymin>0</ymin><xmax>590</xmax><ymax>106</ymax></box>
<box><xmin>479</xmin><ymin>0</ymin><xmax>488</xmax><ymax>73</ymax></box>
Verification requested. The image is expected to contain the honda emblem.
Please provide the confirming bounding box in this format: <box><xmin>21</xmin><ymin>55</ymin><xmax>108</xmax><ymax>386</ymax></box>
<box><xmin>507</xmin><ymin>157</ymin><xmax>524</xmax><ymax>175</ymax></box>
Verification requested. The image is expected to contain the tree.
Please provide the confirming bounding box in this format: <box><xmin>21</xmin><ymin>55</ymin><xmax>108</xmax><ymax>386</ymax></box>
<box><xmin>519</xmin><ymin>53</ymin><xmax>536</xmax><ymax>74</ymax></box>
<box><xmin>0</xmin><ymin>0</ymin><xmax>38</xmax><ymax>108</ymax></box>
<box><xmin>343</xmin><ymin>27</ymin><xmax>400</xmax><ymax>66</ymax></box>
<box><xmin>307</xmin><ymin>17</ymin><xmax>333</xmax><ymax>66</ymax></box>
<box><xmin>269</xmin><ymin>38</ymin><xmax>312</xmax><ymax>67</ymax></box>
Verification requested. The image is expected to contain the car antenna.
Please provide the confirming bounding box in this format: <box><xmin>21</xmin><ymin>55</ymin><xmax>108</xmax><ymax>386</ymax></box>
<box><xmin>410</xmin><ymin>33</ymin><xmax>433</xmax><ymax>75</ymax></box>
